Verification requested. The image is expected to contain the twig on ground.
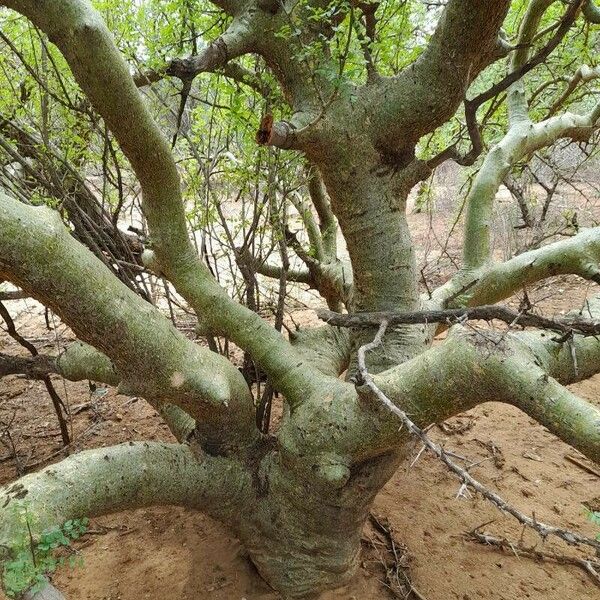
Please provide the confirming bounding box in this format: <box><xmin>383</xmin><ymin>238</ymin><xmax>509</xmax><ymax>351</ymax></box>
<box><xmin>365</xmin><ymin>513</ymin><xmax>427</xmax><ymax>600</ymax></box>
<box><xmin>468</xmin><ymin>529</ymin><xmax>600</xmax><ymax>587</ymax></box>
<box><xmin>564</xmin><ymin>454</ymin><xmax>600</xmax><ymax>479</ymax></box>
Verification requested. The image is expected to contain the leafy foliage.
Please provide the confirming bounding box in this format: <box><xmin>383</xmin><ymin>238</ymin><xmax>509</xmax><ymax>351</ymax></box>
<box><xmin>2</xmin><ymin>505</ymin><xmax>88</xmax><ymax>598</ymax></box>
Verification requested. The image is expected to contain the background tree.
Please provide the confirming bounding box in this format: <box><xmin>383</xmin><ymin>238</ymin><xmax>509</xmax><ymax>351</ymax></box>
<box><xmin>0</xmin><ymin>0</ymin><xmax>600</xmax><ymax>598</ymax></box>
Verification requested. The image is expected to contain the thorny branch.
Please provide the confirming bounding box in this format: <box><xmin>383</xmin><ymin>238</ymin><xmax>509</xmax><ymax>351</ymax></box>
<box><xmin>356</xmin><ymin>321</ymin><xmax>600</xmax><ymax>562</ymax></box>
<box><xmin>320</xmin><ymin>304</ymin><xmax>600</xmax><ymax>338</ymax></box>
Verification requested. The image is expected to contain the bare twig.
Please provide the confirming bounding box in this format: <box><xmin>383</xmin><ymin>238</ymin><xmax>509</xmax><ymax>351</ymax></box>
<box><xmin>0</xmin><ymin>302</ymin><xmax>70</xmax><ymax>445</ymax></box>
<box><xmin>366</xmin><ymin>513</ymin><xmax>425</xmax><ymax>599</ymax></box>
<box><xmin>319</xmin><ymin>304</ymin><xmax>600</xmax><ymax>337</ymax></box>
<box><xmin>468</xmin><ymin>530</ymin><xmax>600</xmax><ymax>587</ymax></box>
<box><xmin>564</xmin><ymin>454</ymin><xmax>600</xmax><ymax>478</ymax></box>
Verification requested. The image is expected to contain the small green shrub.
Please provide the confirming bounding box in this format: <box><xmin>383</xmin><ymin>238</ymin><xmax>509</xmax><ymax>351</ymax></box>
<box><xmin>2</xmin><ymin>506</ymin><xmax>88</xmax><ymax>598</ymax></box>
<box><xmin>585</xmin><ymin>509</ymin><xmax>600</xmax><ymax>541</ymax></box>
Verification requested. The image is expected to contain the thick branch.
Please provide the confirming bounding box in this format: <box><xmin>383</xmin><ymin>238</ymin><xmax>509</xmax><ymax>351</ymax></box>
<box><xmin>367</xmin><ymin>0</ymin><xmax>511</xmax><ymax>151</ymax></box>
<box><xmin>240</xmin><ymin>243</ymin><xmax>351</xmax><ymax>311</ymax></box>
<box><xmin>0</xmin><ymin>192</ymin><xmax>257</xmax><ymax>451</ymax></box>
<box><xmin>465</xmin><ymin>0</ymin><xmax>584</xmax><ymax>133</ymax></box>
<box><xmin>358</xmin><ymin>323</ymin><xmax>600</xmax><ymax>551</ymax></box>
<box><xmin>276</xmin><ymin>311</ymin><xmax>600</xmax><ymax>469</ymax></box>
<box><xmin>438</xmin><ymin>226</ymin><xmax>600</xmax><ymax>310</ymax></box>
<box><xmin>511</xmin><ymin>296</ymin><xmax>600</xmax><ymax>386</ymax></box>
<box><xmin>288</xmin><ymin>192</ymin><xmax>326</xmax><ymax>263</ymax></box>
<box><xmin>463</xmin><ymin>107</ymin><xmax>600</xmax><ymax>269</ymax></box>
<box><xmin>307</xmin><ymin>167</ymin><xmax>337</xmax><ymax>260</ymax></box>
<box><xmin>431</xmin><ymin>0</ymin><xmax>585</xmax><ymax>168</ymax></box>
<box><xmin>507</xmin><ymin>0</ymin><xmax>555</xmax><ymax>124</ymax></box>
<box><xmin>370</xmin><ymin>325</ymin><xmax>600</xmax><ymax>462</ymax></box>
<box><xmin>56</xmin><ymin>342</ymin><xmax>119</xmax><ymax>386</ymax></box>
<box><xmin>1</xmin><ymin>0</ymin><xmax>327</xmax><ymax>401</ymax></box>
<box><xmin>134</xmin><ymin>22</ymin><xmax>255</xmax><ymax>88</ymax></box>
<box><xmin>290</xmin><ymin>325</ymin><xmax>351</xmax><ymax>377</ymax></box>
<box><xmin>490</xmin><ymin>340</ymin><xmax>600</xmax><ymax>463</ymax></box>
<box><xmin>0</xmin><ymin>442</ymin><xmax>251</xmax><ymax>561</ymax></box>
<box><xmin>251</xmin><ymin>259</ymin><xmax>312</xmax><ymax>285</ymax></box>
<box><xmin>0</xmin><ymin>117</ymin><xmax>148</xmax><ymax>298</ymax></box>
<box><xmin>1</xmin><ymin>342</ymin><xmax>195</xmax><ymax>443</ymax></box>
<box><xmin>514</xmin><ymin>372</ymin><xmax>600</xmax><ymax>463</ymax></box>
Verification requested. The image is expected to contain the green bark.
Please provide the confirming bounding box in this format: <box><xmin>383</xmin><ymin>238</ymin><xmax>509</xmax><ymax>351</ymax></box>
<box><xmin>1</xmin><ymin>0</ymin><xmax>328</xmax><ymax>406</ymax></box>
<box><xmin>0</xmin><ymin>192</ymin><xmax>257</xmax><ymax>452</ymax></box>
<box><xmin>0</xmin><ymin>442</ymin><xmax>252</xmax><ymax>561</ymax></box>
<box><xmin>0</xmin><ymin>2</ymin><xmax>599</xmax><ymax>598</ymax></box>
<box><xmin>463</xmin><ymin>111</ymin><xmax>600</xmax><ymax>270</ymax></box>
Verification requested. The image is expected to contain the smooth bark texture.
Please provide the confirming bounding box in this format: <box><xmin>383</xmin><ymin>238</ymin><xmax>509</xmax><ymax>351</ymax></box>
<box><xmin>0</xmin><ymin>0</ymin><xmax>326</xmax><ymax>405</ymax></box>
<box><xmin>0</xmin><ymin>442</ymin><xmax>252</xmax><ymax>558</ymax></box>
<box><xmin>463</xmin><ymin>111</ymin><xmax>600</xmax><ymax>270</ymax></box>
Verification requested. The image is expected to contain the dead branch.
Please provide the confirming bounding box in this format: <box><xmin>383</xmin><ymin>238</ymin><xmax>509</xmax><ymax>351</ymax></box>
<box><xmin>0</xmin><ymin>301</ymin><xmax>70</xmax><ymax>445</ymax></box>
<box><xmin>0</xmin><ymin>289</ymin><xmax>29</xmax><ymax>301</ymax></box>
<box><xmin>319</xmin><ymin>304</ymin><xmax>600</xmax><ymax>337</ymax></box>
<box><xmin>468</xmin><ymin>530</ymin><xmax>600</xmax><ymax>587</ymax></box>
<box><xmin>0</xmin><ymin>352</ymin><xmax>57</xmax><ymax>379</ymax></box>
<box><xmin>366</xmin><ymin>513</ymin><xmax>427</xmax><ymax>600</ymax></box>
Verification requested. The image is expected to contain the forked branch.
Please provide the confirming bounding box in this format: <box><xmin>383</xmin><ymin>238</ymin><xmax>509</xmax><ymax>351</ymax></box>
<box><xmin>0</xmin><ymin>191</ymin><xmax>257</xmax><ymax>451</ymax></box>
<box><xmin>1</xmin><ymin>0</ymin><xmax>327</xmax><ymax>401</ymax></box>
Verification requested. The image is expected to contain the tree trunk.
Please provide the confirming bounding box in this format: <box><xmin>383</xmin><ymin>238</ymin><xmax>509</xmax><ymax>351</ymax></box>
<box><xmin>2</xmin><ymin>3</ymin><xmax>600</xmax><ymax>599</ymax></box>
<box><xmin>238</xmin><ymin>449</ymin><xmax>405</xmax><ymax>598</ymax></box>
<box><xmin>317</xmin><ymin>156</ymin><xmax>429</xmax><ymax>374</ymax></box>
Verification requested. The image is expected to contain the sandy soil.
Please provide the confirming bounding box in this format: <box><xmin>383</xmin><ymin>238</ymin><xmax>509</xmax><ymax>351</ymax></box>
<box><xmin>1</xmin><ymin>198</ymin><xmax>600</xmax><ymax>600</ymax></box>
